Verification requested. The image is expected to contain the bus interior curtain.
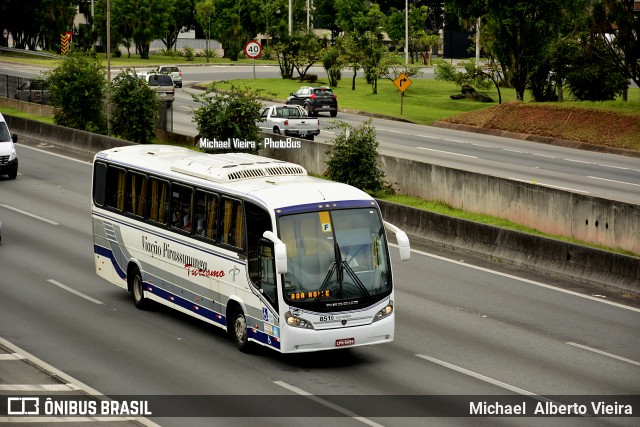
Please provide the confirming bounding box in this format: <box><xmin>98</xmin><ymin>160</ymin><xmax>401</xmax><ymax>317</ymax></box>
<box><xmin>117</xmin><ymin>171</ymin><xmax>125</xmax><ymax>211</ymax></box>
<box><xmin>223</xmin><ymin>199</ymin><xmax>233</xmax><ymax>244</ymax></box>
<box><xmin>206</xmin><ymin>195</ymin><xmax>217</xmax><ymax>240</ymax></box>
<box><xmin>235</xmin><ymin>205</ymin><xmax>244</xmax><ymax>249</ymax></box>
<box><xmin>137</xmin><ymin>178</ymin><xmax>147</xmax><ymax>216</ymax></box>
<box><xmin>150</xmin><ymin>180</ymin><xmax>158</xmax><ymax>221</ymax></box>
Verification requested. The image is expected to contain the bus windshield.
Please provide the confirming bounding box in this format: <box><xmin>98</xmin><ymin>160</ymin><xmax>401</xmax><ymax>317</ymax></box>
<box><xmin>279</xmin><ymin>207</ymin><xmax>391</xmax><ymax>310</ymax></box>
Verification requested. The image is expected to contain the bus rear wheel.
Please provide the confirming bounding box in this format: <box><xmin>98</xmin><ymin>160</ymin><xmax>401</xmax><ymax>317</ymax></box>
<box><xmin>232</xmin><ymin>308</ymin><xmax>251</xmax><ymax>352</ymax></box>
<box><xmin>131</xmin><ymin>267</ymin><xmax>150</xmax><ymax>310</ymax></box>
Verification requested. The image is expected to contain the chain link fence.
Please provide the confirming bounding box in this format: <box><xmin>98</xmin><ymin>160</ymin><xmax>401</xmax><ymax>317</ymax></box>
<box><xmin>0</xmin><ymin>73</ymin><xmax>49</xmax><ymax>104</ymax></box>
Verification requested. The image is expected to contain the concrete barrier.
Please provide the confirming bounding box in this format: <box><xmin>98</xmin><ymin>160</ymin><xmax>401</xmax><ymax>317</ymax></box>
<box><xmin>377</xmin><ymin>200</ymin><xmax>639</xmax><ymax>293</ymax></box>
<box><xmin>5</xmin><ymin>115</ymin><xmax>134</xmax><ymax>157</ymax></box>
<box><xmin>4</xmin><ymin>115</ymin><xmax>639</xmax><ymax>294</ymax></box>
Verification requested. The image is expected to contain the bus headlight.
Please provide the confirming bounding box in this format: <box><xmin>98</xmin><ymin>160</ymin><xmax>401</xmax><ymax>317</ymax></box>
<box><xmin>285</xmin><ymin>311</ymin><xmax>314</xmax><ymax>329</ymax></box>
<box><xmin>373</xmin><ymin>301</ymin><xmax>393</xmax><ymax>322</ymax></box>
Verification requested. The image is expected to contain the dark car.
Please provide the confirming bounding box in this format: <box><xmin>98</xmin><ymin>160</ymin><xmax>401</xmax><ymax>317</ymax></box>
<box><xmin>156</xmin><ymin>65</ymin><xmax>183</xmax><ymax>88</ymax></box>
<box><xmin>286</xmin><ymin>86</ymin><xmax>338</xmax><ymax>117</ymax></box>
<box><xmin>15</xmin><ymin>79</ymin><xmax>50</xmax><ymax>105</ymax></box>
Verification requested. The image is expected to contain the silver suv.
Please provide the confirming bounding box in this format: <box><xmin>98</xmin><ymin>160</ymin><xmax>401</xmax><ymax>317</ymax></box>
<box><xmin>145</xmin><ymin>74</ymin><xmax>175</xmax><ymax>103</ymax></box>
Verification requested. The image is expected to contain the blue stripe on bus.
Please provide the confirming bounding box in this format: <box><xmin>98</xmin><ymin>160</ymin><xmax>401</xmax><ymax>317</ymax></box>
<box><xmin>95</xmin><ymin>244</ymin><xmax>127</xmax><ymax>280</ymax></box>
<box><xmin>94</xmin><ymin>245</ymin><xmax>281</xmax><ymax>351</ymax></box>
<box><xmin>276</xmin><ymin>199</ymin><xmax>377</xmax><ymax>216</ymax></box>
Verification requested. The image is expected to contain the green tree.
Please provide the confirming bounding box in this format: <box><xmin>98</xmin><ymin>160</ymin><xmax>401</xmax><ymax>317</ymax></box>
<box><xmin>109</xmin><ymin>68</ymin><xmax>159</xmax><ymax>144</ymax></box>
<box><xmin>446</xmin><ymin>0</ymin><xmax>569</xmax><ymax>101</ymax></box>
<box><xmin>195</xmin><ymin>0</ymin><xmax>215</xmax><ymax>62</ymax></box>
<box><xmin>435</xmin><ymin>59</ymin><xmax>502</xmax><ymax>103</ymax></box>
<box><xmin>191</xmin><ymin>84</ymin><xmax>263</xmax><ymax>154</ymax></box>
<box><xmin>325</xmin><ymin>119</ymin><xmax>385</xmax><ymax>193</ymax></box>
<box><xmin>208</xmin><ymin>0</ymin><xmax>261</xmax><ymax>60</ymax></box>
<box><xmin>564</xmin><ymin>36</ymin><xmax>629</xmax><ymax>101</ymax></box>
<box><xmin>272</xmin><ymin>34</ymin><xmax>296</xmax><ymax>78</ymax></box>
<box><xmin>323</xmin><ymin>46</ymin><xmax>344</xmax><ymax>87</ymax></box>
<box><xmin>337</xmin><ymin>33</ymin><xmax>367</xmax><ymax>90</ymax></box>
<box><xmin>290</xmin><ymin>33</ymin><xmax>324</xmax><ymax>81</ymax></box>
<box><xmin>0</xmin><ymin>0</ymin><xmax>76</xmax><ymax>51</ymax></box>
<box><xmin>161</xmin><ymin>0</ymin><xmax>196</xmax><ymax>52</ymax></box>
<box><xmin>592</xmin><ymin>0</ymin><xmax>640</xmax><ymax>100</ymax></box>
<box><xmin>95</xmin><ymin>0</ymin><xmax>171</xmax><ymax>59</ymax></box>
<box><xmin>45</xmin><ymin>54</ymin><xmax>107</xmax><ymax>134</ymax></box>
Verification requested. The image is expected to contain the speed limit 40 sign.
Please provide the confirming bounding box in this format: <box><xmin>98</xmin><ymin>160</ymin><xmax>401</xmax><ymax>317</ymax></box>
<box><xmin>244</xmin><ymin>41</ymin><xmax>262</xmax><ymax>59</ymax></box>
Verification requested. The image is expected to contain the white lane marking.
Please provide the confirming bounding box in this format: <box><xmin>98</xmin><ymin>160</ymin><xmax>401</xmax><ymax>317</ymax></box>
<box><xmin>503</xmin><ymin>149</ymin><xmax>525</xmax><ymax>153</ymax></box>
<box><xmin>47</xmin><ymin>279</ymin><xmax>104</xmax><ymax>305</ymax></box>
<box><xmin>566</xmin><ymin>342</ymin><xmax>640</xmax><ymax>367</ymax></box>
<box><xmin>389</xmin><ymin>243</ymin><xmax>640</xmax><ymax>314</ymax></box>
<box><xmin>0</xmin><ymin>204</ymin><xmax>59</xmax><ymax>225</ymax></box>
<box><xmin>0</xmin><ymin>353</ymin><xmax>25</xmax><ymax>360</ymax></box>
<box><xmin>17</xmin><ymin>143</ymin><xmax>92</xmax><ymax>165</ymax></box>
<box><xmin>274</xmin><ymin>380</ymin><xmax>384</xmax><ymax>427</ymax></box>
<box><xmin>416</xmin><ymin>147</ymin><xmax>478</xmax><ymax>158</ymax></box>
<box><xmin>415</xmin><ymin>354</ymin><xmax>552</xmax><ymax>403</ymax></box>
<box><xmin>588</xmin><ymin>176</ymin><xmax>640</xmax><ymax>187</ymax></box>
<box><xmin>0</xmin><ymin>383</ymin><xmax>81</xmax><ymax>391</ymax></box>
<box><xmin>596</xmin><ymin>164</ymin><xmax>629</xmax><ymax>171</ymax></box>
<box><xmin>564</xmin><ymin>158</ymin><xmax>592</xmax><ymax>164</ymax></box>
<box><xmin>532</xmin><ymin>153</ymin><xmax>556</xmax><ymax>159</ymax></box>
<box><xmin>506</xmin><ymin>178</ymin><xmax>589</xmax><ymax>194</ymax></box>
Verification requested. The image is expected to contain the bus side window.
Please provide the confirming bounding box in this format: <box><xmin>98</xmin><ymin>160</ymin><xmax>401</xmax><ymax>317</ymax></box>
<box><xmin>245</xmin><ymin>202</ymin><xmax>275</xmax><ymax>305</ymax></box>
<box><xmin>194</xmin><ymin>190</ymin><xmax>218</xmax><ymax>240</ymax></box>
<box><xmin>170</xmin><ymin>184</ymin><xmax>193</xmax><ymax>233</ymax></box>
<box><xmin>148</xmin><ymin>177</ymin><xmax>169</xmax><ymax>225</ymax></box>
<box><xmin>105</xmin><ymin>166</ymin><xmax>126</xmax><ymax>211</ymax></box>
<box><xmin>258</xmin><ymin>239</ymin><xmax>277</xmax><ymax>308</ymax></box>
<box><xmin>124</xmin><ymin>172</ymin><xmax>147</xmax><ymax>218</ymax></box>
<box><xmin>221</xmin><ymin>197</ymin><xmax>245</xmax><ymax>250</ymax></box>
<box><xmin>93</xmin><ymin>162</ymin><xmax>107</xmax><ymax>207</ymax></box>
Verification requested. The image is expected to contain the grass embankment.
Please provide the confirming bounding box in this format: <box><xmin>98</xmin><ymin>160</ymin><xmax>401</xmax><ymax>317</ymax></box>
<box><xmin>212</xmin><ymin>77</ymin><xmax>640</xmax><ymax>146</ymax></box>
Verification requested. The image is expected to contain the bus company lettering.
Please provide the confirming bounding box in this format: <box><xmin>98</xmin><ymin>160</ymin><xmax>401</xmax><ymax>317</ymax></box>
<box><xmin>185</xmin><ymin>264</ymin><xmax>224</xmax><ymax>278</ymax></box>
<box><xmin>142</xmin><ymin>235</ymin><xmax>207</xmax><ymax>271</ymax></box>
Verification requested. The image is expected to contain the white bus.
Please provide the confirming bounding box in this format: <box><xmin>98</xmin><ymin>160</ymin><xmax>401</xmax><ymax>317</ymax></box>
<box><xmin>91</xmin><ymin>145</ymin><xmax>410</xmax><ymax>353</ymax></box>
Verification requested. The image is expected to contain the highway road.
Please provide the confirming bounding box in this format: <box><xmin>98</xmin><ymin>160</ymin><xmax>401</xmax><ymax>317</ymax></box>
<box><xmin>0</xmin><ymin>141</ymin><xmax>638</xmax><ymax>426</ymax></box>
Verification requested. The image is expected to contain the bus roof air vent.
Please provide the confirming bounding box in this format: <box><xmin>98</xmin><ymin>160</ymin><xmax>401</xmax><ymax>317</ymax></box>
<box><xmin>170</xmin><ymin>153</ymin><xmax>308</xmax><ymax>183</ymax></box>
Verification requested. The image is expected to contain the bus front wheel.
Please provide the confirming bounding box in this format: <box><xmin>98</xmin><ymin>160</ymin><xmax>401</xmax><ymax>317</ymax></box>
<box><xmin>131</xmin><ymin>267</ymin><xmax>150</xmax><ymax>310</ymax></box>
<box><xmin>232</xmin><ymin>308</ymin><xmax>251</xmax><ymax>352</ymax></box>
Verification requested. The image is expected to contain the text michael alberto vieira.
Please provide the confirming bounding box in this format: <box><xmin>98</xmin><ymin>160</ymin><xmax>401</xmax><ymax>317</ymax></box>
<box><xmin>199</xmin><ymin>137</ymin><xmax>302</xmax><ymax>150</ymax></box>
<box><xmin>470</xmin><ymin>400</ymin><xmax>633</xmax><ymax>416</ymax></box>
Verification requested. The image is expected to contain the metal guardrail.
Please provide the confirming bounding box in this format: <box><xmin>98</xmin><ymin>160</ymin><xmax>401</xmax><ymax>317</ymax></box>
<box><xmin>0</xmin><ymin>47</ymin><xmax>58</xmax><ymax>59</ymax></box>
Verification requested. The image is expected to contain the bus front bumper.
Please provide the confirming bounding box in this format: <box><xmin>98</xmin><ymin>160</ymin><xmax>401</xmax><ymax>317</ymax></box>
<box><xmin>279</xmin><ymin>315</ymin><xmax>394</xmax><ymax>353</ymax></box>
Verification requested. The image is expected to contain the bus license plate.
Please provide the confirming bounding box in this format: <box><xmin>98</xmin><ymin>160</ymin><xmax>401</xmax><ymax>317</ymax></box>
<box><xmin>336</xmin><ymin>338</ymin><xmax>355</xmax><ymax>347</ymax></box>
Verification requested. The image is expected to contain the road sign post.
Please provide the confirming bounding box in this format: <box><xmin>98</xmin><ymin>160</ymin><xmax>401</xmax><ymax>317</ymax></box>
<box><xmin>244</xmin><ymin>41</ymin><xmax>262</xmax><ymax>79</ymax></box>
<box><xmin>393</xmin><ymin>72</ymin><xmax>412</xmax><ymax>115</ymax></box>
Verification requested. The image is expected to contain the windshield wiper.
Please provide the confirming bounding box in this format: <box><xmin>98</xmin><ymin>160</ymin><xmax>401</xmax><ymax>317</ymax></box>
<box><xmin>314</xmin><ymin>262</ymin><xmax>337</xmax><ymax>304</ymax></box>
<box><xmin>341</xmin><ymin>260</ymin><xmax>370</xmax><ymax>298</ymax></box>
<box><xmin>313</xmin><ymin>242</ymin><xmax>343</xmax><ymax>304</ymax></box>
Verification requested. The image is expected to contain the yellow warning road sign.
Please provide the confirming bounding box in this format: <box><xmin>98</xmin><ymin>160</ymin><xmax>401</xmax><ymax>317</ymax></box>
<box><xmin>393</xmin><ymin>73</ymin><xmax>412</xmax><ymax>92</ymax></box>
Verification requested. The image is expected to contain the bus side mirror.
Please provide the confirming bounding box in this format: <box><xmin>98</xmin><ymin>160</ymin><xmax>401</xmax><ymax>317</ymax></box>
<box><xmin>384</xmin><ymin>222</ymin><xmax>411</xmax><ymax>261</ymax></box>
<box><xmin>262</xmin><ymin>231</ymin><xmax>288</xmax><ymax>274</ymax></box>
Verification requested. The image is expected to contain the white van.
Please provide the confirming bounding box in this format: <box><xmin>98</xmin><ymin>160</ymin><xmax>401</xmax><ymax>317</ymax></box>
<box><xmin>0</xmin><ymin>113</ymin><xmax>18</xmax><ymax>179</ymax></box>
